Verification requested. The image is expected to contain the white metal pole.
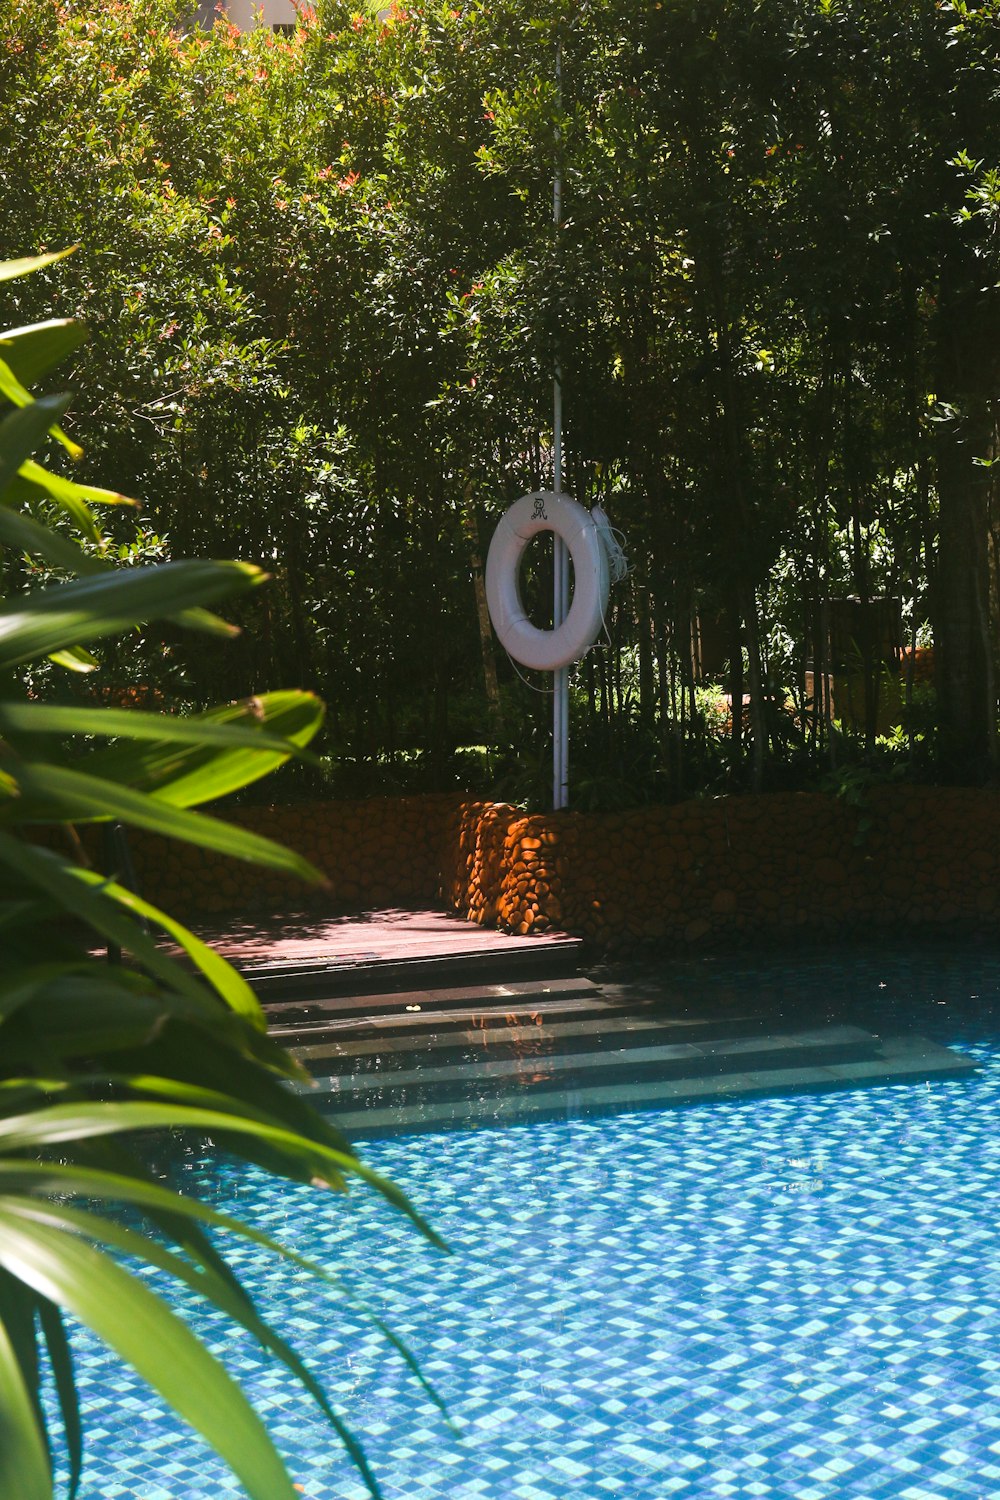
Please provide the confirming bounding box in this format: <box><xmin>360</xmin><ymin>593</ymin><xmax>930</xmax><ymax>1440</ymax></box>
<box><xmin>552</xmin><ymin>39</ymin><xmax>569</xmax><ymax>811</ymax></box>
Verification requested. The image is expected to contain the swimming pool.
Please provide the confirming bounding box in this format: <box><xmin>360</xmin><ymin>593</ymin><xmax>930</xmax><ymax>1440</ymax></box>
<box><xmin>61</xmin><ymin>943</ymin><xmax>1000</xmax><ymax>1499</ymax></box>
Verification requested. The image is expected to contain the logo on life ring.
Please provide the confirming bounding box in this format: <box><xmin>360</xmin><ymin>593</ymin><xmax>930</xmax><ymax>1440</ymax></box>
<box><xmin>484</xmin><ymin>490</ymin><xmax>611</xmax><ymax>671</ymax></box>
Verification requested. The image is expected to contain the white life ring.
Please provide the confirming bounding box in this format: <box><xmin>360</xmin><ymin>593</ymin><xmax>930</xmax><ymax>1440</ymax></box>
<box><xmin>485</xmin><ymin>490</ymin><xmax>610</xmax><ymax>671</ymax></box>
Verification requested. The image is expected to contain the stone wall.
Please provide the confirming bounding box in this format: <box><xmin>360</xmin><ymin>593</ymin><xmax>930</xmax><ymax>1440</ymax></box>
<box><xmin>121</xmin><ymin>793</ymin><xmax>461</xmax><ymax>918</ymax></box>
<box><xmin>93</xmin><ymin>788</ymin><xmax>1000</xmax><ymax>950</ymax></box>
<box><xmin>442</xmin><ymin>788</ymin><xmax>1000</xmax><ymax>951</ymax></box>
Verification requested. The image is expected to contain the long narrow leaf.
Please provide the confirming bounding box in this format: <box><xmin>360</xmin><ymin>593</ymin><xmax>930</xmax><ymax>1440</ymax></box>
<box><xmin>7</xmin><ymin>762</ymin><xmax>324</xmax><ymax>883</ymax></box>
<box><xmin>35</xmin><ymin>1300</ymin><xmax>82</xmax><ymax>1500</ymax></box>
<box><xmin>16</xmin><ymin>1199</ymin><xmax>383</xmax><ymax>1500</ymax></box>
<box><xmin>46</xmin><ymin>646</ymin><xmax>98</xmax><ymax>674</ymax></box>
<box><xmin>0</xmin><ymin>1312</ymin><xmax>51</xmax><ymax>1500</ymax></box>
<box><xmin>0</xmin><ymin>963</ymin><xmax>88</xmax><ymax>1024</ymax></box>
<box><xmin>0</xmin><ymin>1160</ymin><xmax>343</xmax><ymax>1277</ymax></box>
<box><xmin>0</xmin><ymin>835</ymin><xmax>222</xmax><ymax>1011</ymax></box>
<box><xmin>0</xmin><ymin>320</ymin><xmax>88</xmax><ymax>387</ymax></box>
<box><xmin>0</xmin><ymin>508</ymin><xmax>239</xmax><ymax>639</ymax></box>
<box><xmin>0</xmin><ymin>363</ymin><xmax>80</xmax><ymax>461</ymax></box>
<box><xmin>0</xmin><ymin>1208</ymin><xmax>304</xmax><ymax>1500</ymax></box>
<box><xmin>17</xmin><ymin>459</ymin><xmax>132</xmax><ymax>538</ymax></box>
<box><xmin>70</xmin><ymin>868</ymin><xmax>265</xmax><ymax>1029</ymax></box>
<box><xmin>0</xmin><ymin>397</ymin><xmax>73</xmax><ymax>498</ymax></box>
<box><xmin>18</xmin><ymin>459</ymin><xmax>132</xmax><ymax>511</ymax></box>
<box><xmin>68</xmin><ymin>691</ymin><xmax>325</xmax><ymax>804</ymax></box>
<box><xmin>0</xmin><ymin>559</ymin><xmax>265</xmax><ymax>668</ymax></box>
<box><xmin>0</xmin><ymin>1100</ymin><xmax>444</xmax><ymax>1245</ymax></box>
<box><xmin>0</xmin><ymin>695</ymin><xmax>321</xmax><ymax>764</ymax></box>
<box><xmin>0</xmin><ymin>504</ymin><xmax>100</xmax><ymax>576</ymax></box>
<box><xmin>0</xmin><ymin>250</ymin><xmax>75</xmax><ymax>283</ymax></box>
<box><xmin>0</xmin><ymin>1159</ymin><xmax>448</xmax><ymax>1431</ymax></box>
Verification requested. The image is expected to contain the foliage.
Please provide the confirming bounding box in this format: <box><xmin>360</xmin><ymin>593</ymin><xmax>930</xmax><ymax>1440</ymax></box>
<box><xmin>0</xmin><ymin>254</ymin><xmax>442</xmax><ymax>1500</ymax></box>
<box><xmin>0</xmin><ymin>0</ymin><xmax>998</xmax><ymax>801</ymax></box>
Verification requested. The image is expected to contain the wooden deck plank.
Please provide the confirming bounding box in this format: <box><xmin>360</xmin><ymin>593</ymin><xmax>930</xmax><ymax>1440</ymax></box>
<box><xmin>186</xmin><ymin>906</ymin><xmax>582</xmax><ymax>970</ymax></box>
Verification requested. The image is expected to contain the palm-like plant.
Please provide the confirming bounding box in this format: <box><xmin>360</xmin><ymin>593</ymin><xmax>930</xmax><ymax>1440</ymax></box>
<box><xmin>0</xmin><ymin>251</ymin><xmax>441</xmax><ymax>1500</ymax></box>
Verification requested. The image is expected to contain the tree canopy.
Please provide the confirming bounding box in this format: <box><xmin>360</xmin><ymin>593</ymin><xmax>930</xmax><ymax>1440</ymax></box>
<box><xmin>1</xmin><ymin>0</ymin><xmax>998</xmax><ymax>801</ymax></box>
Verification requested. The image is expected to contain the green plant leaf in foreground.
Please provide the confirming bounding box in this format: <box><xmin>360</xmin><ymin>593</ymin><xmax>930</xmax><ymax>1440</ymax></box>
<box><xmin>0</xmin><ymin>1305</ymin><xmax>50</xmax><ymax>1500</ymax></box>
<box><xmin>0</xmin><ymin>1099</ymin><xmax>445</xmax><ymax>1245</ymax></box>
<box><xmin>0</xmin><ymin>506</ymin><xmax>240</xmax><ymax>640</ymax></box>
<box><xmin>0</xmin><ymin>833</ymin><xmax>246</xmax><ymax>1014</ymax></box>
<box><xmin>0</xmin><ymin>251</ymin><xmax>76</xmax><ymax>284</ymax></box>
<box><xmin>0</xmin><ymin>560</ymin><xmax>266</xmax><ymax>669</ymax></box>
<box><xmin>0</xmin><ymin>319</ymin><xmax>88</xmax><ymax>388</ymax></box>
<box><xmin>0</xmin><ymin>1205</ymin><xmax>307</xmax><ymax>1500</ymax></box>
<box><xmin>35</xmin><ymin>1299</ymin><xmax>82</xmax><ymax>1500</ymax></box>
<box><xmin>0</xmin><ymin>691</ymin><xmax>324</xmax><ymax>804</ymax></box>
<box><xmin>5</xmin><ymin>761</ymin><xmax>324</xmax><ymax>882</ymax></box>
<box><xmin>0</xmin><ymin>396</ymin><xmax>74</xmax><ymax>498</ymax></box>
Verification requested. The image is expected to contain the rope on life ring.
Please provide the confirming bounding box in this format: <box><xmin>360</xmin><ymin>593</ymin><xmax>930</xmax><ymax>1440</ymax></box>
<box><xmin>485</xmin><ymin>490</ymin><xmax>611</xmax><ymax>671</ymax></box>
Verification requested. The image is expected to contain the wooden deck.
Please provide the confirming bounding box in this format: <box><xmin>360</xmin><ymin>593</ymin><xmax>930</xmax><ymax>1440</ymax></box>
<box><xmin>183</xmin><ymin>906</ymin><xmax>583</xmax><ymax>999</ymax></box>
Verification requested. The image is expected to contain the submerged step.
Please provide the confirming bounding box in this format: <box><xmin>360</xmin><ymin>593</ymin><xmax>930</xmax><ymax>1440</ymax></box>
<box><xmin>323</xmin><ymin>1033</ymin><xmax>976</xmax><ymax>1136</ymax></box>
<box><xmin>290</xmin><ymin>1009</ymin><xmax>770</xmax><ymax>1063</ymax></box>
<box><xmin>263</xmin><ymin>974</ymin><xmax>604</xmax><ymax>1026</ymax></box>
<box><xmin>269</xmin><ymin>995</ymin><xmax>616</xmax><ymax>1043</ymax></box>
<box><xmin>296</xmin><ymin>1025</ymin><xmax>882</xmax><ymax>1102</ymax></box>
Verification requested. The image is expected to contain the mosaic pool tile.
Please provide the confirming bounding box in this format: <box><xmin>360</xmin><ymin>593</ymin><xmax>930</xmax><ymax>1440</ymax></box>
<box><xmin>48</xmin><ymin>944</ymin><xmax>1000</xmax><ymax>1498</ymax></box>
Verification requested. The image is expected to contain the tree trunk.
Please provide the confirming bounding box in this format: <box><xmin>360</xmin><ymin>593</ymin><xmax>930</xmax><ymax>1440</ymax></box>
<box><xmin>461</xmin><ymin>483</ymin><xmax>504</xmax><ymax>744</ymax></box>
<box><xmin>932</xmin><ymin>252</ymin><xmax>999</xmax><ymax>781</ymax></box>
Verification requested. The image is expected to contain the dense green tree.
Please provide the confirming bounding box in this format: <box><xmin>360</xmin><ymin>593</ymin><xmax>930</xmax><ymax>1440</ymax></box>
<box><xmin>1</xmin><ymin>0</ymin><xmax>997</xmax><ymax>796</ymax></box>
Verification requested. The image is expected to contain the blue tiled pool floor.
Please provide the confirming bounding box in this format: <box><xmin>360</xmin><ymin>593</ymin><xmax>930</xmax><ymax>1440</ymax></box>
<box><xmin>60</xmin><ymin>944</ymin><xmax>1000</xmax><ymax>1499</ymax></box>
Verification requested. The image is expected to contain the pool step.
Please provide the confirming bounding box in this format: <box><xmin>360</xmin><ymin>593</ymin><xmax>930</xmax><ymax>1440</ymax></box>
<box><xmin>312</xmin><ymin>1031</ymin><xmax>976</xmax><ymax>1136</ymax></box>
<box><xmin>263</xmin><ymin>975</ymin><xmax>608</xmax><ymax>1033</ymax></box>
<box><xmin>290</xmin><ymin>1014</ymin><xmax>815</xmax><ymax>1074</ymax></box>
<box><xmin>302</xmin><ymin>1024</ymin><xmax>876</xmax><ymax>1097</ymax></box>
<box><xmin>283</xmin><ymin>978</ymin><xmax>976</xmax><ymax>1135</ymax></box>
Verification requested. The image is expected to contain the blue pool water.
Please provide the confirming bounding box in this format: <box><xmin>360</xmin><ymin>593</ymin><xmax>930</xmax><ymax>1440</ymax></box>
<box><xmin>63</xmin><ymin>944</ymin><xmax>1000</xmax><ymax>1499</ymax></box>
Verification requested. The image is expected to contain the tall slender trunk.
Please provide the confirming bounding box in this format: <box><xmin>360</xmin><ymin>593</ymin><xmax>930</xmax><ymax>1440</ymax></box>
<box><xmin>932</xmin><ymin>250</ymin><xmax>999</xmax><ymax>780</ymax></box>
<box><xmin>461</xmin><ymin>482</ymin><xmax>504</xmax><ymax>743</ymax></box>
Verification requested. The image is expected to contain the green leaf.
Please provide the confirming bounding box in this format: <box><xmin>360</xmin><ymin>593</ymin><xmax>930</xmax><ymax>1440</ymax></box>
<box><xmin>0</xmin><ymin>1205</ymin><xmax>305</xmax><ymax>1500</ymax></box>
<box><xmin>0</xmin><ymin>508</ymin><xmax>239</xmax><ymax>639</ymax></box>
<box><xmin>67</xmin><ymin>691</ymin><xmax>325</xmax><ymax>804</ymax></box>
<box><xmin>0</xmin><ymin>396</ymin><xmax>74</xmax><ymax>499</ymax></box>
<box><xmin>17</xmin><ymin>459</ymin><xmax>132</xmax><ymax>536</ymax></box>
<box><xmin>46</xmin><ymin>645</ymin><xmax>99</xmax><ymax>674</ymax></box>
<box><xmin>70</xmin><ymin>868</ymin><xmax>266</xmax><ymax>1029</ymax></box>
<box><xmin>0</xmin><ymin>834</ymin><xmax>222</xmax><ymax>1011</ymax></box>
<box><xmin>17</xmin><ymin>1197</ymin><xmax>383</xmax><ymax>1500</ymax></box>
<box><xmin>0</xmin><ymin>362</ymin><xmax>81</xmax><ymax>462</ymax></box>
<box><xmin>0</xmin><ymin>560</ymin><xmax>265</xmax><ymax>668</ymax></box>
<box><xmin>0</xmin><ymin>1099</ymin><xmax>444</xmax><ymax>1245</ymax></box>
<box><xmin>0</xmin><ymin>694</ymin><xmax>321</xmax><ymax>767</ymax></box>
<box><xmin>0</xmin><ymin>320</ymin><xmax>88</xmax><ymax>388</ymax></box>
<box><xmin>0</xmin><ymin>1158</ymin><xmax>447</xmax><ymax>1455</ymax></box>
<box><xmin>6</xmin><ymin>761</ymin><xmax>324</xmax><ymax>884</ymax></box>
<box><xmin>0</xmin><ymin>972</ymin><xmax>167</xmax><ymax>1063</ymax></box>
<box><xmin>0</xmin><ymin>963</ymin><xmax>90</xmax><ymax>1025</ymax></box>
<box><xmin>0</xmin><ymin>1312</ymin><xmax>51</xmax><ymax>1500</ymax></box>
<box><xmin>0</xmin><ymin>250</ymin><xmax>76</xmax><ymax>284</ymax></box>
<box><xmin>0</xmin><ymin>504</ymin><xmax>94</xmax><ymax>576</ymax></box>
<box><xmin>35</xmin><ymin>1300</ymin><xmax>82</xmax><ymax>1500</ymax></box>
